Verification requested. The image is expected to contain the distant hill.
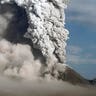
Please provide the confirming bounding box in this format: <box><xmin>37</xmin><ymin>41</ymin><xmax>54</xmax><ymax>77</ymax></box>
<box><xmin>58</xmin><ymin>66</ymin><xmax>96</xmax><ymax>86</ymax></box>
<box><xmin>57</xmin><ymin>66</ymin><xmax>90</xmax><ymax>85</ymax></box>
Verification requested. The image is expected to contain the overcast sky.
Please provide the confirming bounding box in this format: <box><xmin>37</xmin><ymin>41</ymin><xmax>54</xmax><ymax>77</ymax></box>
<box><xmin>66</xmin><ymin>0</ymin><xmax>96</xmax><ymax>79</ymax></box>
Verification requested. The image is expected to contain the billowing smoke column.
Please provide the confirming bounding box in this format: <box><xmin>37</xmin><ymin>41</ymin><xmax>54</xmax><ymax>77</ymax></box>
<box><xmin>0</xmin><ymin>0</ymin><xmax>69</xmax><ymax>80</ymax></box>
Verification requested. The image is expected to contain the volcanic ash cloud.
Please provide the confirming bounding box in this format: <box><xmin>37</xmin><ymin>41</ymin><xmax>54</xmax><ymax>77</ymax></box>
<box><xmin>0</xmin><ymin>1</ymin><xmax>96</xmax><ymax>96</ymax></box>
<box><xmin>0</xmin><ymin>0</ymin><xmax>69</xmax><ymax>80</ymax></box>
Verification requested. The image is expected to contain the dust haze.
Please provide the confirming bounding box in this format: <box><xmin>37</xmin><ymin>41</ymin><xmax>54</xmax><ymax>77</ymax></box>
<box><xmin>0</xmin><ymin>76</ymin><xmax>95</xmax><ymax>96</ymax></box>
<box><xmin>0</xmin><ymin>3</ymin><xmax>43</xmax><ymax>80</ymax></box>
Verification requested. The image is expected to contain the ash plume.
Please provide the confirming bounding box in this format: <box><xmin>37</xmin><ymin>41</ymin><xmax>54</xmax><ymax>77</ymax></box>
<box><xmin>0</xmin><ymin>3</ymin><xmax>42</xmax><ymax>79</ymax></box>
<box><xmin>0</xmin><ymin>0</ymin><xmax>69</xmax><ymax>80</ymax></box>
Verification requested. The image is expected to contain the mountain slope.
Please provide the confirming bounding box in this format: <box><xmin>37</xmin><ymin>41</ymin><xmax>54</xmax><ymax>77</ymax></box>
<box><xmin>58</xmin><ymin>66</ymin><xmax>90</xmax><ymax>85</ymax></box>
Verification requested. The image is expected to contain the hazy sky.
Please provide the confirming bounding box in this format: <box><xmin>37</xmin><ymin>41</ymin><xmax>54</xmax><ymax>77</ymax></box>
<box><xmin>66</xmin><ymin>0</ymin><xmax>96</xmax><ymax>79</ymax></box>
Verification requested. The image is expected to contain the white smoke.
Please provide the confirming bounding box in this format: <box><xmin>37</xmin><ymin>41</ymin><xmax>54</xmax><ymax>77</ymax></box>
<box><xmin>0</xmin><ymin>39</ymin><xmax>42</xmax><ymax>80</ymax></box>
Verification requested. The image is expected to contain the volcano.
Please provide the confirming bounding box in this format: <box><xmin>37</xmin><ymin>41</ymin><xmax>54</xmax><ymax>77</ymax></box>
<box><xmin>0</xmin><ymin>0</ymin><xmax>96</xmax><ymax>96</ymax></box>
<box><xmin>0</xmin><ymin>0</ymin><xmax>95</xmax><ymax>85</ymax></box>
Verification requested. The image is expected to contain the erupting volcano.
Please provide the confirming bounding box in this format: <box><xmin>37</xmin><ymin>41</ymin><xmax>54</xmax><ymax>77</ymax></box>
<box><xmin>0</xmin><ymin>0</ymin><xmax>96</xmax><ymax>96</ymax></box>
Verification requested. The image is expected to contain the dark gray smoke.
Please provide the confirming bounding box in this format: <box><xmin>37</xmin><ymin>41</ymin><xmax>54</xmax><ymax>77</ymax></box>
<box><xmin>0</xmin><ymin>3</ymin><xmax>29</xmax><ymax>43</ymax></box>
